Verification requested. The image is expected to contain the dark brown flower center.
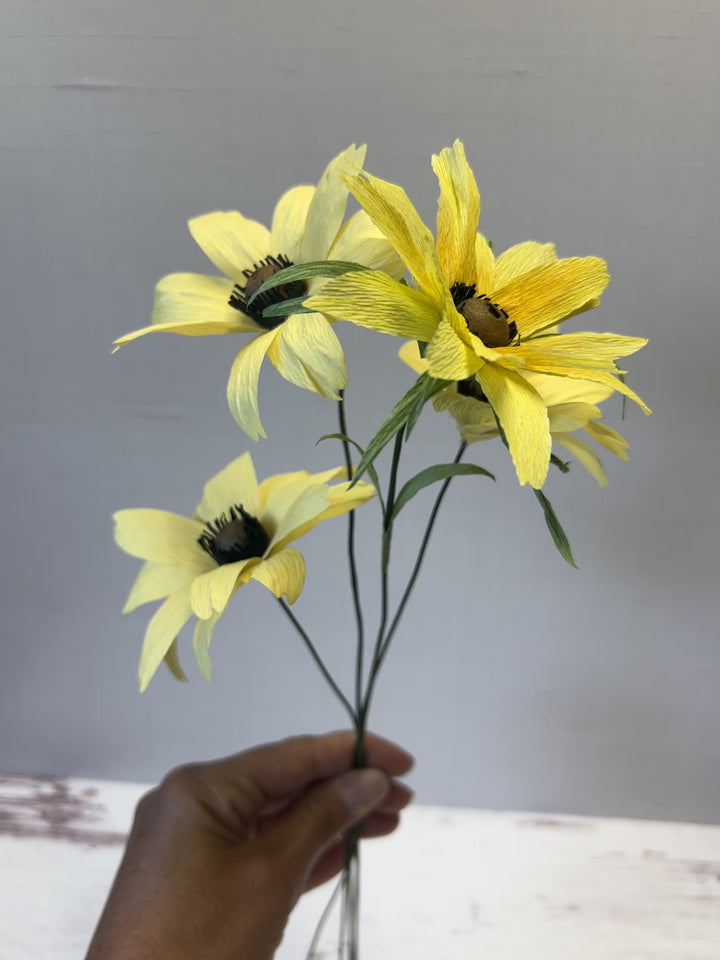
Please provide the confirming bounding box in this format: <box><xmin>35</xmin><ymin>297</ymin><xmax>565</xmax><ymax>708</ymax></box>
<box><xmin>456</xmin><ymin>377</ymin><xmax>489</xmax><ymax>402</ymax></box>
<box><xmin>450</xmin><ymin>282</ymin><xmax>517</xmax><ymax>348</ymax></box>
<box><xmin>198</xmin><ymin>505</ymin><xmax>270</xmax><ymax>565</ymax></box>
<box><xmin>229</xmin><ymin>254</ymin><xmax>306</xmax><ymax>331</ymax></box>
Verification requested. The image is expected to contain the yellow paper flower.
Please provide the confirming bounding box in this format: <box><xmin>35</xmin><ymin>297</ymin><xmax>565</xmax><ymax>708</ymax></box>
<box><xmin>400</xmin><ymin>341</ymin><xmax>629</xmax><ymax>487</ymax></box>
<box><xmin>114</xmin><ymin>453</ymin><xmax>374</xmax><ymax>691</ymax></box>
<box><xmin>306</xmin><ymin>140</ymin><xmax>649</xmax><ymax>488</ymax></box>
<box><xmin>113</xmin><ymin>145</ymin><xmax>404</xmax><ymax>440</ymax></box>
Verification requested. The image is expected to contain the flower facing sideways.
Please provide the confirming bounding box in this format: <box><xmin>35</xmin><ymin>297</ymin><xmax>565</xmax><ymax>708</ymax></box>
<box><xmin>400</xmin><ymin>341</ymin><xmax>629</xmax><ymax>487</ymax></box>
<box><xmin>113</xmin><ymin>145</ymin><xmax>404</xmax><ymax>440</ymax></box>
<box><xmin>307</xmin><ymin>140</ymin><xmax>649</xmax><ymax>489</ymax></box>
<box><xmin>114</xmin><ymin>453</ymin><xmax>374</xmax><ymax>691</ymax></box>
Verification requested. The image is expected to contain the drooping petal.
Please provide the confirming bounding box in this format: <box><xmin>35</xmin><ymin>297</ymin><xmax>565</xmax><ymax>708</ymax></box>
<box><xmin>494</xmin><ymin>256</ymin><xmax>609</xmax><ymax>338</ymax></box>
<box><xmin>193</xmin><ymin>612</ymin><xmax>221</xmax><ymax>683</ymax></box>
<box><xmin>188</xmin><ymin>212</ymin><xmax>271</xmax><ymax>285</ymax></box>
<box><xmin>474</xmin><ymin>234</ymin><xmax>495</xmax><ymax>295</ymax></box>
<box><xmin>271</xmin><ymin>185</ymin><xmax>316</xmax><ymax>263</ymax></box>
<box><xmin>516</xmin><ymin>332</ymin><xmax>648</xmax><ymax>371</ymax></box>
<box><xmin>301</xmin><ymin>145</ymin><xmax>366</xmax><ymax>263</ymax></box>
<box><xmin>250</xmin><ymin>548</ymin><xmax>306</xmax><ymax>604</ymax></box>
<box><xmin>189</xmin><ymin>558</ymin><xmax>258</xmax><ymax>619</ymax></box>
<box><xmin>306</xmin><ymin>271</ymin><xmax>440</xmax><ymax>342</ymax></box>
<box><xmin>477</xmin><ymin>363</ymin><xmax>551</xmax><ymax>488</ymax></box>
<box><xmin>584</xmin><ymin>420</ymin><xmax>630</xmax><ymax>460</ymax></box>
<box><xmin>431</xmin><ymin>140</ymin><xmax>480</xmax><ymax>287</ymax></box>
<box><xmin>163</xmin><ymin>638</ymin><xmax>188</xmax><ymax>683</ymax></box>
<box><xmin>493</xmin><ymin>242</ymin><xmax>557</xmax><ymax>291</ymax></box>
<box><xmin>547</xmin><ymin>401</ymin><xmax>602</xmax><ymax>433</ymax></box>
<box><xmin>267</xmin><ymin>313</ymin><xmax>347</xmax><ymax>398</ymax></box>
<box><xmin>553</xmin><ymin>433</ymin><xmax>608</xmax><ymax>487</ymax></box>
<box><xmin>328</xmin><ymin>210</ymin><xmax>405</xmax><ymax>280</ymax></box>
<box><xmin>516</xmin><ymin>361</ymin><xmax>651</xmax><ymax>414</ymax></box>
<box><xmin>138</xmin><ymin>587</ymin><xmax>194</xmax><ymax>692</ymax></box>
<box><xmin>341</xmin><ymin>170</ymin><xmax>447</xmax><ymax>306</ymax></box>
<box><xmin>122</xmin><ymin>562</ymin><xmax>197</xmax><ymax>614</ymax></box>
<box><xmin>226</xmin><ymin>329</ymin><xmax>279</xmax><ymax>440</ymax></box>
<box><xmin>195</xmin><ymin>452</ymin><xmax>261</xmax><ymax>524</ymax></box>
<box><xmin>114</xmin><ymin>510</ymin><xmax>212</xmax><ymax>568</ymax></box>
<box><xmin>522</xmin><ymin>370</ymin><xmax>612</xmax><ymax>406</ymax></box>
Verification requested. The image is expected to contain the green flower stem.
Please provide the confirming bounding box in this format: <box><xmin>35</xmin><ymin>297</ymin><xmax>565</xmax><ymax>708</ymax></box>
<box><xmin>338</xmin><ymin>391</ymin><xmax>365</xmax><ymax>716</ymax></box>
<box><xmin>276</xmin><ymin>598</ymin><xmax>356</xmax><ymax>725</ymax></box>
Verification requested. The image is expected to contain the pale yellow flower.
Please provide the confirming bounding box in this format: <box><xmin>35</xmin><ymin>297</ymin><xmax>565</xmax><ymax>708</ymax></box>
<box><xmin>307</xmin><ymin>140</ymin><xmax>649</xmax><ymax>488</ymax></box>
<box><xmin>113</xmin><ymin>146</ymin><xmax>404</xmax><ymax>440</ymax></box>
<box><xmin>114</xmin><ymin>453</ymin><xmax>374</xmax><ymax>691</ymax></box>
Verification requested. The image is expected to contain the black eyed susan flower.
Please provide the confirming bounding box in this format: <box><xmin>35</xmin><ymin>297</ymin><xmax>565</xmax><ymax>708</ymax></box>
<box><xmin>113</xmin><ymin>146</ymin><xmax>404</xmax><ymax>440</ymax></box>
<box><xmin>114</xmin><ymin>453</ymin><xmax>374</xmax><ymax>691</ymax></box>
<box><xmin>306</xmin><ymin>140</ymin><xmax>649</xmax><ymax>489</ymax></box>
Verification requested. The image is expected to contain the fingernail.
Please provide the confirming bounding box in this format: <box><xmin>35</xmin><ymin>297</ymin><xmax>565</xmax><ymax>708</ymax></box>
<box><xmin>338</xmin><ymin>769</ymin><xmax>389</xmax><ymax>816</ymax></box>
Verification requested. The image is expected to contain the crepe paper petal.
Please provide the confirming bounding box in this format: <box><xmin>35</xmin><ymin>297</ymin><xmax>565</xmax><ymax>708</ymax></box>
<box><xmin>270</xmin><ymin>184</ymin><xmax>316</xmax><ymax>263</ymax></box>
<box><xmin>265</xmin><ymin>483</ymin><xmax>335</xmax><ymax>552</ymax></box>
<box><xmin>138</xmin><ymin>587</ymin><xmax>194</xmax><ymax>693</ymax></box>
<box><xmin>547</xmin><ymin>401</ymin><xmax>602</xmax><ymax>433</ymax></box>
<box><xmin>341</xmin><ymin>170</ymin><xmax>447</xmax><ymax>306</ymax></box>
<box><xmin>250</xmin><ymin>547</ymin><xmax>306</xmax><ymax>604</ymax></box>
<box><xmin>307</xmin><ymin>270</ymin><xmax>440</xmax><ymax>342</ymax></box>
<box><xmin>188</xmin><ymin>211</ymin><xmax>271</xmax><ymax>285</ymax></box>
<box><xmin>149</xmin><ymin>273</ymin><xmax>258</xmax><ymax>331</ymax></box>
<box><xmin>329</xmin><ymin>210</ymin><xmax>406</xmax><ymax>281</ymax></box>
<box><xmin>114</xmin><ymin>509</ymin><xmax>212</xmax><ymax>568</ymax></box>
<box><xmin>493</xmin><ymin>242</ymin><xmax>557</xmax><ymax>290</ymax></box>
<box><xmin>477</xmin><ymin>363</ymin><xmax>551</xmax><ymax>489</ymax></box>
<box><xmin>521</xmin><ymin>370</ymin><xmax>613</xmax><ymax>406</ymax></box>
<box><xmin>398</xmin><ymin>340</ymin><xmax>429</xmax><ymax>375</ymax></box>
<box><xmin>424</xmin><ymin>312</ymin><xmax>484</xmax><ymax>381</ymax></box>
<box><xmin>432</xmin><ymin>140</ymin><xmax>481</xmax><ymax>287</ymax></box>
<box><xmin>195</xmin><ymin>452</ymin><xmax>261</xmax><ymax>524</ymax></box>
<box><xmin>267</xmin><ymin>313</ymin><xmax>347</xmax><ymax>398</ymax></box>
<box><xmin>302</xmin><ymin>145</ymin><xmax>366</xmax><ymax>264</ymax></box>
<box><xmin>123</xmin><ymin>562</ymin><xmax>197</xmax><ymax>614</ymax></box>
<box><xmin>193</xmin><ymin>612</ymin><xmax>221</xmax><ymax>683</ymax></box>
<box><xmin>554</xmin><ymin>433</ymin><xmax>608</xmax><ymax>487</ymax></box>
<box><xmin>163</xmin><ymin>638</ymin><xmax>188</xmax><ymax>683</ymax></box>
<box><xmin>517</xmin><ymin>332</ymin><xmax>648</xmax><ymax>370</ymax></box>
<box><xmin>494</xmin><ymin>256</ymin><xmax>609</xmax><ymax>338</ymax></box>
<box><xmin>226</xmin><ymin>329</ymin><xmax>279</xmax><ymax>440</ymax></box>
<box><xmin>517</xmin><ymin>361</ymin><xmax>651</xmax><ymax>414</ymax></box>
<box><xmin>474</xmin><ymin>233</ymin><xmax>495</xmax><ymax>296</ymax></box>
<box><xmin>585</xmin><ymin>420</ymin><xmax>630</xmax><ymax>460</ymax></box>
<box><xmin>259</xmin><ymin>467</ymin><xmax>347</xmax><ymax>518</ymax></box>
<box><xmin>189</xmin><ymin>558</ymin><xmax>258</xmax><ymax>619</ymax></box>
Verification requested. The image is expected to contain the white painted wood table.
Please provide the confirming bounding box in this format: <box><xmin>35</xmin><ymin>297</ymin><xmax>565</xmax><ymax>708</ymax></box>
<box><xmin>1</xmin><ymin>775</ymin><xmax>719</xmax><ymax>959</ymax></box>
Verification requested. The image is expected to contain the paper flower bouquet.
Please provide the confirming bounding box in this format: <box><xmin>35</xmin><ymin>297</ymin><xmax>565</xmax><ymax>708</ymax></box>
<box><xmin>112</xmin><ymin>141</ymin><xmax>649</xmax><ymax>958</ymax></box>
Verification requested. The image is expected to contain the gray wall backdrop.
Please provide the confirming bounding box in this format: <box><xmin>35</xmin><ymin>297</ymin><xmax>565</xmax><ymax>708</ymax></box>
<box><xmin>2</xmin><ymin>0</ymin><xmax>719</xmax><ymax>824</ymax></box>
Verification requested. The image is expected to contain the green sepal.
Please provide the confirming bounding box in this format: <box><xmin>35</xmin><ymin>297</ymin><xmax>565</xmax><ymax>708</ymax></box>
<box><xmin>316</xmin><ymin>432</ymin><xmax>386</xmax><ymax>514</ymax></box>
<box><xmin>245</xmin><ymin>259</ymin><xmax>369</xmax><ymax>308</ymax></box>
<box><xmin>533</xmin><ymin>489</ymin><xmax>578</xmax><ymax>568</ymax></box>
<box><xmin>550</xmin><ymin>453</ymin><xmax>571</xmax><ymax>474</ymax></box>
<box><xmin>351</xmin><ymin>373</ymin><xmax>450</xmax><ymax>487</ymax></box>
<box><xmin>260</xmin><ymin>297</ymin><xmax>315</xmax><ymax>320</ymax></box>
<box><xmin>390</xmin><ymin>463</ymin><xmax>495</xmax><ymax>522</ymax></box>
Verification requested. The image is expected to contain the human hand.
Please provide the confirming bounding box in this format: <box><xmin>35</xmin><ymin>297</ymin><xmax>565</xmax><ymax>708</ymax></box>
<box><xmin>85</xmin><ymin>731</ymin><xmax>414</xmax><ymax>960</ymax></box>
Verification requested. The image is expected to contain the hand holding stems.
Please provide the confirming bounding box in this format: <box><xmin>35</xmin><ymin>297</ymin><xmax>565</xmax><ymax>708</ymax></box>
<box><xmin>85</xmin><ymin>731</ymin><xmax>414</xmax><ymax>960</ymax></box>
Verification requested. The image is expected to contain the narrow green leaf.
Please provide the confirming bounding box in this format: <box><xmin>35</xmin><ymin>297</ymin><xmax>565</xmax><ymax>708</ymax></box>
<box><xmin>533</xmin><ymin>489</ymin><xmax>578</xmax><ymax>568</ymax></box>
<box><xmin>405</xmin><ymin>375</ymin><xmax>450</xmax><ymax>440</ymax></box>
<box><xmin>316</xmin><ymin>432</ymin><xmax>385</xmax><ymax>514</ymax></box>
<box><xmin>391</xmin><ymin>463</ymin><xmax>495</xmax><ymax>521</ymax></box>
<box><xmin>260</xmin><ymin>297</ymin><xmax>315</xmax><ymax>320</ymax></box>
<box><xmin>550</xmin><ymin>453</ymin><xmax>571</xmax><ymax>474</ymax></box>
<box><xmin>246</xmin><ymin>259</ymin><xmax>369</xmax><ymax>307</ymax></box>
<box><xmin>351</xmin><ymin>374</ymin><xmax>449</xmax><ymax>487</ymax></box>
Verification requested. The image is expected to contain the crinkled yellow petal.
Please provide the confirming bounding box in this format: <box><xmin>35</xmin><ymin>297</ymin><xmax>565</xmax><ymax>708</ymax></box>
<box><xmin>267</xmin><ymin>313</ymin><xmax>347</xmax><ymax>399</ymax></box>
<box><xmin>195</xmin><ymin>452</ymin><xmax>261</xmax><ymax>524</ymax></box>
<box><xmin>193</xmin><ymin>611</ymin><xmax>220</xmax><ymax>683</ymax></box>
<box><xmin>494</xmin><ymin>257</ymin><xmax>609</xmax><ymax>337</ymax></box>
<box><xmin>424</xmin><ymin>310</ymin><xmax>484</xmax><ymax>381</ymax></box>
<box><xmin>190</xmin><ymin>558</ymin><xmax>258</xmax><ymax>619</ymax></box>
<box><xmin>398</xmin><ymin>340</ymin><xmax>429</xmax><ymax>375</ymax></box>
<box><xmin>547</xmin><ymin>401</ymin><xmax>601</xmax><ymax>433</ymax></box>
<box><xmin>341</xmin><ymin>170</ymin><xmax>447</xmax><ymax>306</ymax></box>
<box><xmin>138</xmin><ymin>587</ymin><xmax>194</xmax><ymax>693</ymax></box>
<box><xmin>270</xmin><ymin>185</ymin><xmax>315</xmax><ymax>263</ymax></box>
<box><xmin>433</xmin><ymin>390</ymin><xmax>496</xmax><ymax>429</ymax></box>
<box><xmin>493</xmin><ymin>242</ymin><xmax>557</xmax><ymax>291</ymax></box>
<box><xmin>302</xmin><ymin>144</ymin><xmax>366</xmax><ymax>263</ymax></box>
<box><xmin>553</xmin><ymin>433</ymin><xmax>608</xmax><ymax>487</ymax></box>
<box><xmin>188</xmin><ymin>211</ymin><xmax>271</xmax><ymax>285</ymax></box>
<box><xmin>584</xmin><ymin>420</ymin><xmax>629</xmax><ymax>460</ymax></box>
<box><xmin>250</xmin><ymin>547</ymin><xmax>306</xmax><ymax>604</ymax></box>
<box><xmin>516</xmin><ymin>361</ymin><xmax>651</xmax><ymax>414</ymax></box>
<box><xmin>328</xmin><ymin>210</ymin><xmax>406</xmax><ymax>280</ymax></box>
<box><xmin>431</xmin><ymin>140</ymin><xmax>480</xmax><ymax>287</ymax></box>
<box><xmin>226</xmin><ymin>329</ymin><xmax>279</xmax><ymax>440</ymax></box>
<box><xmin>475</xmin><ymin>233</ymin><xmax>495</xmax><ymax>294</ymax></box>
<box><xmin>517</xmin><ymin>332</ymin><xmax>647</xmax><ymax>371</ymax></box>
<box><xmin>306</xmin><ymin>270</ymin><xmax>440</xmax><ymax>342</ymax></box>
<box><xmin>123</xmin><ymin>561</ymin><xmax>197</xmax><ymax>614</ymax></box>
<box><xmin>522</xmin><ymin>370</ymin><xmax>612</xmax><ymax>406</ymax></box>
<box><xmin>163</xmin><ymin>638</ymin><xmax>187</xmax><ymax>683</ymax></box>
<box><xmin>265</xmin><ymin>483</ymin><xmax>336</xmax><ymax>552</ymax></box>
<box><xmin>114</xmin><ymin>509</ymin><xmax>211</xmax><ymax>568</ymax></box>
<box><xmin>477</xmin><ymin>363</ymin><xmax>551</xmax><ymax>488</ymax></box>
<box><xmin>259</xmin><ymin>467</ymin><xmax>347</xmax><ymax>518</ymax></box>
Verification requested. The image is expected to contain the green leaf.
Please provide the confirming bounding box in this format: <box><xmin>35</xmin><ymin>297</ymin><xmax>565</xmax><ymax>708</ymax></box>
<box><xmin>246</xmin><ymin>260</ymin><xmax>369</xmax><ymax>307</ymax></box>
<box><xmin>351</xmin><ymin>373</ymin><xmax>450</xmax><ymax>486</ymax></box>
<box><xmin>391</xmin><ymin>463</ymin><xmax>495</xmax><ymax>521</ymax></box>
<box><xmin>260</xmin><ymin>297</ymin><xmax>315</xmax><ymax>320</ymax></box>
<box><xmin>316</xmin><ymin>432</ymin><xmax>385</xmax><ymax>514</ymax></box>
<box><xmin>533</xmin><ymin>489</ymin><xmax>578</xmax><ymax>568</ymax></box>
<box><xmin>405</xmin><ymin>374</ymin><xmax>450</xmax><ymax>440</ymax></box>
<box><xmin>550</xmin><ymin>453</ymin><xmax>571</xmax><ymax>474</ymax></box>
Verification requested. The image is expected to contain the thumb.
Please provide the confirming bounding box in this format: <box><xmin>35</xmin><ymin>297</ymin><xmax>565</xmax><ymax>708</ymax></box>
<box><xmin>268</xmin><ymin>768</ymin><xmax>389</xmax><ymax>873</ymax></box>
